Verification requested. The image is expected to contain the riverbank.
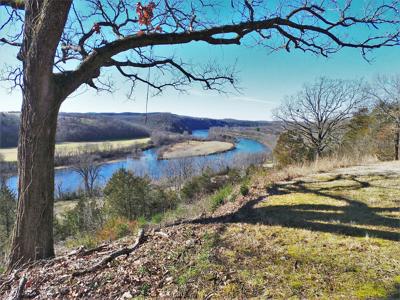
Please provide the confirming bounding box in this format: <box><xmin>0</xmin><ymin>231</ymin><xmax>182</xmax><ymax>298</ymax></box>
<box><xmin>0</xmin><ymin>138</ymin><xmax>152</xmax><ymax>178</ymax></box>
<box><xmin>0</xmin><ymin>138</ymin><xmax>151</xmax><ymax>162</ymax></box>
<box><xmin>159</xmin><ymin>140</ymin><xmax>235</xmax><ymax>159</ymax></box>
<box><xmin>6</xmin><ymin>135</ymin><xmax>267</xmax><ymax>195</ymax></box>
<box><xmin>209</xmin><ymin>126</ymin><xmax>279</xmax><ymax>150</ymax></box>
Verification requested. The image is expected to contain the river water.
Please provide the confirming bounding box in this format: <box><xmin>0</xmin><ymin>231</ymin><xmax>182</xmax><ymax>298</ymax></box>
<box><xmin>7</xmin><ymin>129</ymin><xmax>268</xmax><ymax>194</ymax></box>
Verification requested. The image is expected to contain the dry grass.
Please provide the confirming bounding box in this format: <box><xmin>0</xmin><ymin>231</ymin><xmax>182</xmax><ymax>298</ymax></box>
<box><xmin>263</xmin><ymin>155</ymin><xmax>378</xmax><ymax>184</ymax></box>
<box><xmin>165</xmin><ymin>161</ymin><xmax>400</xmax><ymax>299</ymax></box>
<box><xmin>0</xmin><ymin>138</ymin><xmax>150</xmax><ymax>162</ymax></box>
<box><xmin>160</xmin><ymin>140</ymin><xmax>235</xmax><ymax>159</ymax></box>
<box><xmin>54</xmin><ymin>200</ymin><xmax>78</xmax><ymax>217</ymax></box>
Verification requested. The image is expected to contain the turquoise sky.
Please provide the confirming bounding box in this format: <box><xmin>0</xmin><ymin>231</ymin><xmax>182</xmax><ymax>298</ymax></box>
<box><xmin>0</xmin><ymin>2</ymin><xmax>399</xmax><ymax>121</ymax></box>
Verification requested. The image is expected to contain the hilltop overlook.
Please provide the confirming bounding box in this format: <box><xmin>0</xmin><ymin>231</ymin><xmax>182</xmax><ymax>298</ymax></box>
<box><xmin>0</xmin><ymin>0</ymin><xmax>399</xmax><ymax>298</ymax></box>
<box><xmin>1</xmin><ymin>160</ymin><xmax>399</xmax><ymax>299</ymax></box>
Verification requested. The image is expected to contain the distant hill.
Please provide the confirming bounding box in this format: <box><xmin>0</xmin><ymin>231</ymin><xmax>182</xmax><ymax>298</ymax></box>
<box><xmin>0</xmin><ymin>112</ymin><xmax>281</xmax><ymax>148</ymax></box>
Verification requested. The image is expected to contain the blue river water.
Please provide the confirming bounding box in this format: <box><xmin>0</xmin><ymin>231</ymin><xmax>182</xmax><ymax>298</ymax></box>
<box><xmin>6</xmin><ymin>129</ymin><xmax>268</xmax><ymax>194</ymax></box>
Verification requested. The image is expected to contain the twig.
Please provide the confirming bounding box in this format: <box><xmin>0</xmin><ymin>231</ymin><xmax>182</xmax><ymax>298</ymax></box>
<box><xmin>68</xmin><ymin>244</ymin><xmax>108</xmax><ymax>258</ymax></box>
<box><xmin>154</xmin><ymin>231</ymin><xmax>169</xmax><ymax>238</ymax></box>
<box><xmin>72</xmin><ymin>229</ymin><xmax>144</xmax><ymax>277</ymax></box>
<box><xmin>7</xmin><ymin>275</ymin><xmax>27</xmax><ymax>300</ymax></box>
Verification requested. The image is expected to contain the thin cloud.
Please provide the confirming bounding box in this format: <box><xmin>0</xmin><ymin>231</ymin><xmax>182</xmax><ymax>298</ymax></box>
<box><xmin>187</xmin><ymin>89</ymin><xmax>275</xmax><ymax>105</ymax></box>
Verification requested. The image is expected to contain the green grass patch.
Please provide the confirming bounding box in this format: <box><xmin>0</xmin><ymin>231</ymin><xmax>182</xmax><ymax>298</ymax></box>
<box><xmin>65</xmin><ymin>233</ymin><xmax>99</xmax><ymax>249</ymax></box>
<box><xmin>355</xmin><ymin>283</ymin><xmax>387</xmax><ymax>299</ymax></box>
<box><xmin>209</xmin><ymin>185</ymin><xmax>233</xmax><ymax>211</ymax></box>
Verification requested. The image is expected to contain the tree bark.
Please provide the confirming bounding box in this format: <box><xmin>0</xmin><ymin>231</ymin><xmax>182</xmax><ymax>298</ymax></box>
<box><xmin>7</xmin><ymin>0</ymin><xmax>72</xmax><ymax>270</ymax></box>
<box><xmin>7</xmin><ymin>85</ymin><xmax>61</xmax><ymax>269</ymax></box>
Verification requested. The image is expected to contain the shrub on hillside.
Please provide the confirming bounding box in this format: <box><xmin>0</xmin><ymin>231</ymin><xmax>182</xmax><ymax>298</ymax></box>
<box><xmin>54</xmin><ymin>198</ymin><xmax>103</xmax><ymax>241</ymax></box>
<box><xmin>0</xmin><ymin>183</ymin><xmax>16</xmax><ymax>256</ymax></box>
<box><xmin>96</xmin><ymin>217</ymin><xmax>138</xmax><ymax>241</ymax></box>
<box><xmin>273</xmin><ymin>130</ymin><xmax>313</xmax><ymax>167</ymax></box>
<box><xmin>104</xmin><ymin>169</ymin><xmax>179</xmax><ymax>220</ymax></box>
<box><xmin>240</xmin><ymin>184</ymin><xmax>249</xmax><ymax>196</ymax></box>
<box><xmin>181</xmin><ymin>171</ymin><xmax>213</xmax><ymax>202</ymax></box>
<box><xmin>210</xmin><ymin>185</ymin><xmax>233</xmax><ymax>211</ymax></box>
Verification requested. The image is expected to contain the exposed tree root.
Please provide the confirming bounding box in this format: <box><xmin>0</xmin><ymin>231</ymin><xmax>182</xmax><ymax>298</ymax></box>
<box><xmin>72</xmin><ymin>229</ymin><xmax>144</xmax><ymax>277</ymax></box>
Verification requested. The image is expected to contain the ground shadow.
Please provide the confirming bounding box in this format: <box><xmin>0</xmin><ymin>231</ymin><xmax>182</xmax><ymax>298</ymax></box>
<box><xmin>194</xmin><ymin>175</ymin><xmax>400</xmax><ymax>242</ymax></box>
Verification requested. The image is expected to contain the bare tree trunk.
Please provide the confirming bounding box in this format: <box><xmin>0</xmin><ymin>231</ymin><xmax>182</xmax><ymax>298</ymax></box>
<box><xmin>7</xmin><ymin>88</ymin><xmax>61</xmax><ymax>269</ymax></box>
<box><xmin>7</xmin><ymin>0</ymin><xmax>72</xmax><ymax>270</ymax></box>
<box><xmin>314</xmin><ymin>144</ymin><xmax>322</xmax><ymax>162</ymax></box>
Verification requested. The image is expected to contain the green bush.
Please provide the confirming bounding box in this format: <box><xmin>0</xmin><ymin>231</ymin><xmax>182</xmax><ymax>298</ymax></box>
<box><xmin>210</xmin><ymin>185</ymin><xmax>233</xmax><ymax>211</ymax></box>
<box><xmin>54</xmin><ymin>198</ymin><xmax>103</xmax><ymax>241</ymax></box>
<box><xmin>0</xmin><ymin>183</ymin><xmax>16</xmax><ymax>258</ymax></box>
<box><xmin>104</xmin><ymin>168</ymin><xmax>179</xmax><ymax>220</ymax></box>
<box><xmin>240</xmin><ymin>184</ymin><xmax>249</xmax><ymax>196</ymax></box>
<box><xmin>151</xmin><ymin>213</ymin><xmax>163</xmax><ymax>224</ymax></box>
<box><xmin>181</xmin><ymin>171</ymin><xmax>213</xmax><ymax>202</ymax></box>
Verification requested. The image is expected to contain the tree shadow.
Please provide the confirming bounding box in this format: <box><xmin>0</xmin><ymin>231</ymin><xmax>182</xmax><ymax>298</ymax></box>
<box><xmin>194</xmin><ymin>175</ymin><xmax>400</xmax><ymax>242</ymax></box>
<box><xmin>385</xmin><ymin>283</ymin><xmax>400</xmax><ymax>300</ymax></box>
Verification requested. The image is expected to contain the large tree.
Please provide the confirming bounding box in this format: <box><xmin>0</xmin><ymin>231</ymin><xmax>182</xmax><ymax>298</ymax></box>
<box><xmin>274</xmin><ymin>77</ymin><xmax>367</xmax><ymax>158</ymax></box>
<box><xmin>0</xmin><ymin>0</ymin><xmax>399</xmax><ymax>269</ymax></box>
<box><xmin>370</xmin><ymin>74</ymin><xmax>400</xmax><ymax>160</ymax></box>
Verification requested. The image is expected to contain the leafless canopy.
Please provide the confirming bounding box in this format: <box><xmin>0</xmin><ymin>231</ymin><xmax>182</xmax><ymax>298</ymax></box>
<box><xmin>370</xmin><ymin>74</ymin><xmax>400</xmax><ymax>123</ymax></box>
<box><xmin>71</xmin><ymin>152</ymin><xmax>102</xmax><ymax>196</ymax></box>
<box><xmin>274</xmin><ymin>77</ymin><xmax>367</xmax><ymax>157</ymax></box>
<box><xmin>369</xmin><ymin>74</ymin><xmax>400</xmax><ymax>159</ymax></box>
<box><xmin>0</xmin><ymin>0</ymin><xmax>399</xmax><ymax>98</ymax></box>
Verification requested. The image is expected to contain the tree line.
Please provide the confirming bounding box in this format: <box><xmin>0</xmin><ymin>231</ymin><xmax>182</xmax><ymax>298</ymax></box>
<box><xmin>273</xmin><ymin>75</ymin><xmax>400</xmax><ymax>166</ymax></box>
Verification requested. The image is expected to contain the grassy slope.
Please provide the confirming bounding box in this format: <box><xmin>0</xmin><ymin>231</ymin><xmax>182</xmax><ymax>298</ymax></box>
<box><xmin>161</xmin><ymin>140</ymin><xmax>235</xmax><ymax>159</ymax></box>
<box><xmin>0</xmin><ymin>137</ymin><xmax>150</xmax><ymax>162</ymax></box>
<box><xmin>188</xmin><ymin>172</ymin><xmax>400</xmax><ymax>299</ymax></box>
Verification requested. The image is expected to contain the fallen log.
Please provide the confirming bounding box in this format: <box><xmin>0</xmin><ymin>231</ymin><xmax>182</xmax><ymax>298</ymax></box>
<box><xmin>72</xmin><ymin>229</ymin><xmax>144</xmax><ymax>277</ymax></box>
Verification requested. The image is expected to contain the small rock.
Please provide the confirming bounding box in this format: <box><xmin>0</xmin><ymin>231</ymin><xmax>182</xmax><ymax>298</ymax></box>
<box><xmin>59</xmin><ymin>287</ymin><xmax>70</xmax><ymax>295</ymax></box>
<box><xmin>120</xmin><ymin>291</ymin><xmax>133</xmax><ymax>299</ymax></box>
<box><xmin>185</xmin><ymin>239</ymin><xmax>196</xmax><ymax>247</ymax></box>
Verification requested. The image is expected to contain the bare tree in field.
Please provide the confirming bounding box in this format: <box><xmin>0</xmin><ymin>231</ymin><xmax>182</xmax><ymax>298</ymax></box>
<box><xmin>0</xmin><ymin>0</ymin><xmax>399</xmax><ymax>269</ymax></box>
<box><xmin>370</xmin><ymin>74</ymin><xmax>400</xmax><ymax>160</ymax></box>
<box><xmin>274</xmin><ymin>77</ymin><xmax>367</xmax><ymax>159</ymax></box>
<box><xmin>72</xmin><ymin>153</ymin><xmax>102</xmax><ymax>197</ymax></box>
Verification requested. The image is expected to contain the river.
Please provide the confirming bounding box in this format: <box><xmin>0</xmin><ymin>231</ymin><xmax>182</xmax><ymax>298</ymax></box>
<box><xmin>6</xmin><ymin>129</ymin><xmax>269</xmax><ymax>194</ymax></box>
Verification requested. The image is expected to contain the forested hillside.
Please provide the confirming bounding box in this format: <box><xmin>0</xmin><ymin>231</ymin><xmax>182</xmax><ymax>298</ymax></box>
<box><xmin>0</xmin><ymin>112</ymin><xmax>280</xmax><ymax>148</ymax></box>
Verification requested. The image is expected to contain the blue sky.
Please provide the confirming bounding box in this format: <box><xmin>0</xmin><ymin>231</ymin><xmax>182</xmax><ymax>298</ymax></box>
<box><xmin>1</xmin><ymin>2</ymin><xmax>399</xmax><ymax>121</ymax></box>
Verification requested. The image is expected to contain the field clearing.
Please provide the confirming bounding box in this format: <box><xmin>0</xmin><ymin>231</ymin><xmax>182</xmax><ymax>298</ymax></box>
<box><xmin>0</xmin><ymin>138</ymin><xmax>150</xmax><ymax>162</ymax></box>
<box><xmin>161</xmin><ymin>140</ymin><xmax>235</xmax><ymax>159</ymax></box>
